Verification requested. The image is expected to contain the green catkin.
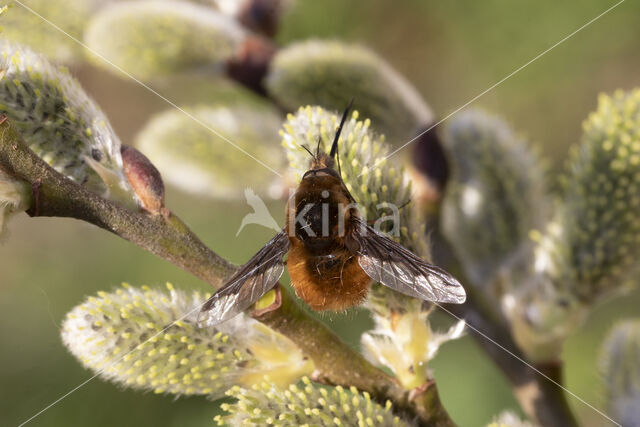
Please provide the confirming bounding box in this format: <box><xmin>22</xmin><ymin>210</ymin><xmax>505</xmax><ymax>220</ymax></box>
<box><xmin>61</xmin><ymin>284</ymin><xmax>313</xmax><ymax>399</ymax></box>
<box><xmin>0</xmin><ymin>169</ymin><xmax>31</xmax><ymax>239</ymax></box>
<box><xmin>1</xmin><ymin>0</ymin><xmax>102</xmax><ymax>62</ymax></box>
<box><xmin>135</xmin><ymin>105</ymin><xmax>283</xmax><ymax>199</ymax></box>
<box><xmin>539</xmin><ymin>89</ymin><xmax>640</xmax><ymax>302</ymax></box>
<box><xmin>486</xmin><ymin>411</ymin><xmax>536</xmax><ymax>427</ymax></box>
<box><xmin>267</xmin><ymin>41</ymin><xmax>433</xmax><ymax>141</ymax></box>
<box><xmin>507</xmin><ymin>90</ymin><xmax>640</xmax><ymax>361</ymax></box>
<box><xmin>216</xmin><ymin>377</ymin><xmax>408</xmax><ymax>426</ymax></box>
<box><xmin>599</xmin><ymin>320</ymin><xmax>640</xmax><ymax>426</ymax></box>
<box><xmin>84</xmin><ymin>1</ymin><xmax>246</xmax><ymax>80</ymax></box>
<box><xmin>0</xmin><ymin>40</ymin><xmax>132</xmax><ymax>198</ymax></box>
<box><xmin>441</xmin><ymin>109</ymin><xmax>546</xmax><ymax>289</ymax></box>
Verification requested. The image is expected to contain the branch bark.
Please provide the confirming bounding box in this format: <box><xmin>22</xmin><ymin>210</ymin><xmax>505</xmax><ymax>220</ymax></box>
<box><xmin>254</xmin><ymin>286</ymin><xmax>455</xmax><ymax>426</ymax></box>
<box><xmin>0</xmin><ymin>117</ymin><xmax>455</xmax><ymax>425</ymax></box>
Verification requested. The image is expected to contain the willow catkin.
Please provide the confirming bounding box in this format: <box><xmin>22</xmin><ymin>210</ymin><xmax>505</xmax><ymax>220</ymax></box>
<box><xmin>267</xmin><ymin>41</ymin><xmax>433</xmax><ymax>141</ymax></box>
<box><xmin>84</xmin><ymin>1</ymin><xmax>246</xmax><ymax>80</ymax></box>
<box><xmin>216</xmin><ymin>377</ymin><xmax>408</xmax><ymax>427</ymax></box>
<box><xmin>61</xmin><ymin>283</ymin><xmax>313</xmax><ymax>399</ymax></box>
<box><xmin>0</xmin><ymin>41</ymin><xmax>132</xmax><ymax>198</ymax></box>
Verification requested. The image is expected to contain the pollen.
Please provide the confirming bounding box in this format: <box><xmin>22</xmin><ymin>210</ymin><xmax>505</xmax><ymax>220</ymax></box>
<box><xmin>216</xmin><ymin>377</ymin><xmax>409</xmax><ymax>426</ymax></box>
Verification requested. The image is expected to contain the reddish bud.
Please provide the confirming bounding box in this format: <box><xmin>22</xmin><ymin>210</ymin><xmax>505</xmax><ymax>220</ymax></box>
<box><xmin>238</xmin><ymin>0</ymin><xmax>283</xmax><ymax>38</ymax></box>
<box><xmin>226</xmin><ymin>36</ymin><xmax>276</xmax><ymax>95</ymax></box>
<box><xmin>410</xmin><ymin>125</ymin><xmax>450</xmax><ymax>204</ymax></box>
<box><xmin>121</xmin><ymin>145</ymin><xmax>165</xmax><ymax>215</ymax></box>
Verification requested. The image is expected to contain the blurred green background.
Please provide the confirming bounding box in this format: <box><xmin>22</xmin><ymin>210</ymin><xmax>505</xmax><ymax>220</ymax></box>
<box><xmin>1</xmin><ymin>1</ymin><xmax>640</xmax><ymax>426</ymax></box>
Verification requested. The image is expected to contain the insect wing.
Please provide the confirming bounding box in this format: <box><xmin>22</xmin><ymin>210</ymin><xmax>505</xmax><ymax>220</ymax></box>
<box><xmin>346</xmin><ymin>218</ymin><xmax>466</xmax><ymax>304</ymax></box>
<box><xmin>200</xmin><ymin>230</ymin><xmax>289</xmax><ymax>325</ymax></box>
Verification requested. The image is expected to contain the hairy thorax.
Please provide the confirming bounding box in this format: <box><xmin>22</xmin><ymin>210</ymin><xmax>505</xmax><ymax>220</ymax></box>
<box><xmin>285</xmin><ymin>174</ymin><xmax>371</xmax><ymax>310</ymax></box>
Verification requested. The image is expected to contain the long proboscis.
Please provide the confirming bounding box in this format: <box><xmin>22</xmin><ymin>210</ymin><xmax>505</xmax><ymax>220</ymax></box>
<box><xmin>329</xmin><ymin>99</ymin><xmax>354</xmax><ymax>158</ymax></box>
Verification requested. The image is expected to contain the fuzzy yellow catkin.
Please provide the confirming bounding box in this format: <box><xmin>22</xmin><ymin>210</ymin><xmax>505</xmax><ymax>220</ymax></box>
<box><xmin>84</xmin><ymin>0</ymin><xmax>246</xmax><ymax>80</ymax></box>
<box><xmin>0</xmin><ymin>170</ymin><xmax>31</xmax><ymax>239</ymax></box>
<box><xmin>267</xmin><ymin>41</ymin><xmax>434</xmax><ymax>142</ymax></box>
<box><xmin>215</xmin><ymin>377</ymin><xmax>408</xmax><ymax>427</ymax></box>
<box><xmin>135</xmin><ymin>105</ymin><xmax>283</xmax><ymax>199</ymax></box>
<box><xmin>536</xmin><ymin>89</ymin><xmax>640</xmax><ymax>302</ymax></box>
<box><xmin>599</xmin><ymin>320</ymin><xmax>640</xmax><ymax>426</ymax></box>
<box><xmin>0</xmin><ymin>40</ymin><xmax>132</xmax><ymax>199</ymax></box>
<box><xmin>506</xmin><ymin>90</ymin><xmax>640</xmax><ymax>361</ymax></box>
<box><xmin>486</xmin><ymin>411</ymin><xmax>536</xmax><ymax>427</ymax></box>
<box><xmin>361</xmin><ymin>303</ymin><xmax>465</xmax><ymax>389</ymax></box>
<box><xmin>441</xmin><ymin>109</ymin><xmax>546</xmax><ymax>289</ymax></box>
<box><xmin>1</xmin><ymin>0</ymin><xmax>102</xmax><ymax>62</ymax></box>
<box><xmin>61</xmin><ymin>284</ymin><xmax>313</xmax><ymax>398</ymax></box>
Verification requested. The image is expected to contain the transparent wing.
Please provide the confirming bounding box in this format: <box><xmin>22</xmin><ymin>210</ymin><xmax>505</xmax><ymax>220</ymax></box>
<box><xmin>346</xmin><ymin>217</ymin><xmax>466</xmax><ymax>304</ymax></box>
<box><xmin>200</xmin><ymin>230</ymin><xmax>289</xmax><ymax>325</ymax></box>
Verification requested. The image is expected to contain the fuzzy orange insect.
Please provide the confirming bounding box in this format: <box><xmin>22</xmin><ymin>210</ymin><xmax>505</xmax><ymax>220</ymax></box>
<box><xmin>201</xmin><ymin>103</ymin><xmax>465</xmax><ymax>324</ymax></box>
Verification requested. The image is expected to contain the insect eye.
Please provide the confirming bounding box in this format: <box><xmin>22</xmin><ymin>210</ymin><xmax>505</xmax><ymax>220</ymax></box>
<box><xmin>91</xmin><ymin>148</ymin><xmax>103</xmax><ymax>162</ymax></box>
<box><xmin>302</xmin><ymin>168</ymin><xmax>339</xmax><ymax>180</ymax></box>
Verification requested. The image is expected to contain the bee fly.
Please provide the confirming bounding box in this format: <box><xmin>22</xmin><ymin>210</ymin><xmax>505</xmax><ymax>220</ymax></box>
<box><xmin>201</xmin><ymin>103</ymin><xmax>466</xmax><ymax>324</ymax></box>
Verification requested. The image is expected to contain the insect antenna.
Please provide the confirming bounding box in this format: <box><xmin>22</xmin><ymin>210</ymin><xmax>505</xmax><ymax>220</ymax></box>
<box><xmin>301</xmin><ymin>144</ymin><xmax>315</xmax><ymax>158</ymax></box>
<box><xmin>398</xmin><ymin>198</ymin><xmax>412</xmax><ymax>211</ymax></box>
<box><xmin>314</xmin><ymin>136</ymin><xmax>322</xmax><ymax>158</ymax></box>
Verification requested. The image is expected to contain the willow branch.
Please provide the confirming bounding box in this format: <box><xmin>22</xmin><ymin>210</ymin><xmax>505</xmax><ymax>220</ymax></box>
<box><xmin>0</xmin><ymin>118</ymin><xmax>236</xmax><ymax>288</ymax></box>
<box><xmin>0</xmin><ymin>117</ymin><xmax>454</xmax><ymax>426</ymax></box>
<box><xmin>255</xmin><ymin>287</ymin><xmax>455</xmax><ymax>426</ymax></box>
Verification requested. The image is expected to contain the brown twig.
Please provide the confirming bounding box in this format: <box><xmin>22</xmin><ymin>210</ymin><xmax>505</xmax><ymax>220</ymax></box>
<box><xmin>0</xmin><ymin>118</ymin><xmax>455</xmax><ymax>425</ymax></box>
<box><xmin>226</xmin><ymin>35</ymin><xmax>277</xmax><ymax>96</ymax></box>
<box><xmin>253</xmin><ymin>286</ymin><xmax>455</xmax><ymax>426</ymax></box>
<box><xmin>237</xmin><ymin>0</ymin><xmax>284</xmax><ymax>38</ymax></box>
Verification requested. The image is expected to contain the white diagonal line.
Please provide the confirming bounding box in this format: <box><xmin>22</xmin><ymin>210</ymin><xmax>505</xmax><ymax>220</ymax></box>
<box><xmin>435</xmin><ymin>303</ymin><xmax>622</xmax><ymax>427</ymax></box>
<box><xmin>18</xmin><ymin>252</ymin><xmax>283</xmax><ymax>426</ymax></box>
<box><xmin>12</xmin><ymin>0</ymin><xmax>282</xmax><ymax>178</ymax></box>
<box><xmin>359</xmin><ymin>1</ymin><xmax>626</xmax><ymax>421</ymax></box>
<box><xmin>370</xmin><ymin>0</ymin><xmax>626</xmax><ymax>173</ymax></box>
<box><xmin>11</xmin><ymin>0</ymin><xmax>626</xmax><ymax>425</ymax></box>
<box><xmin>17</xmin><ymin>299</ymin><xmax>204</xmax><ymax>427</ymax></box>
<box><xmin>377</xmin><ymin>258</ymin><xmax>622</xmax><ymax>425</ymax></box>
